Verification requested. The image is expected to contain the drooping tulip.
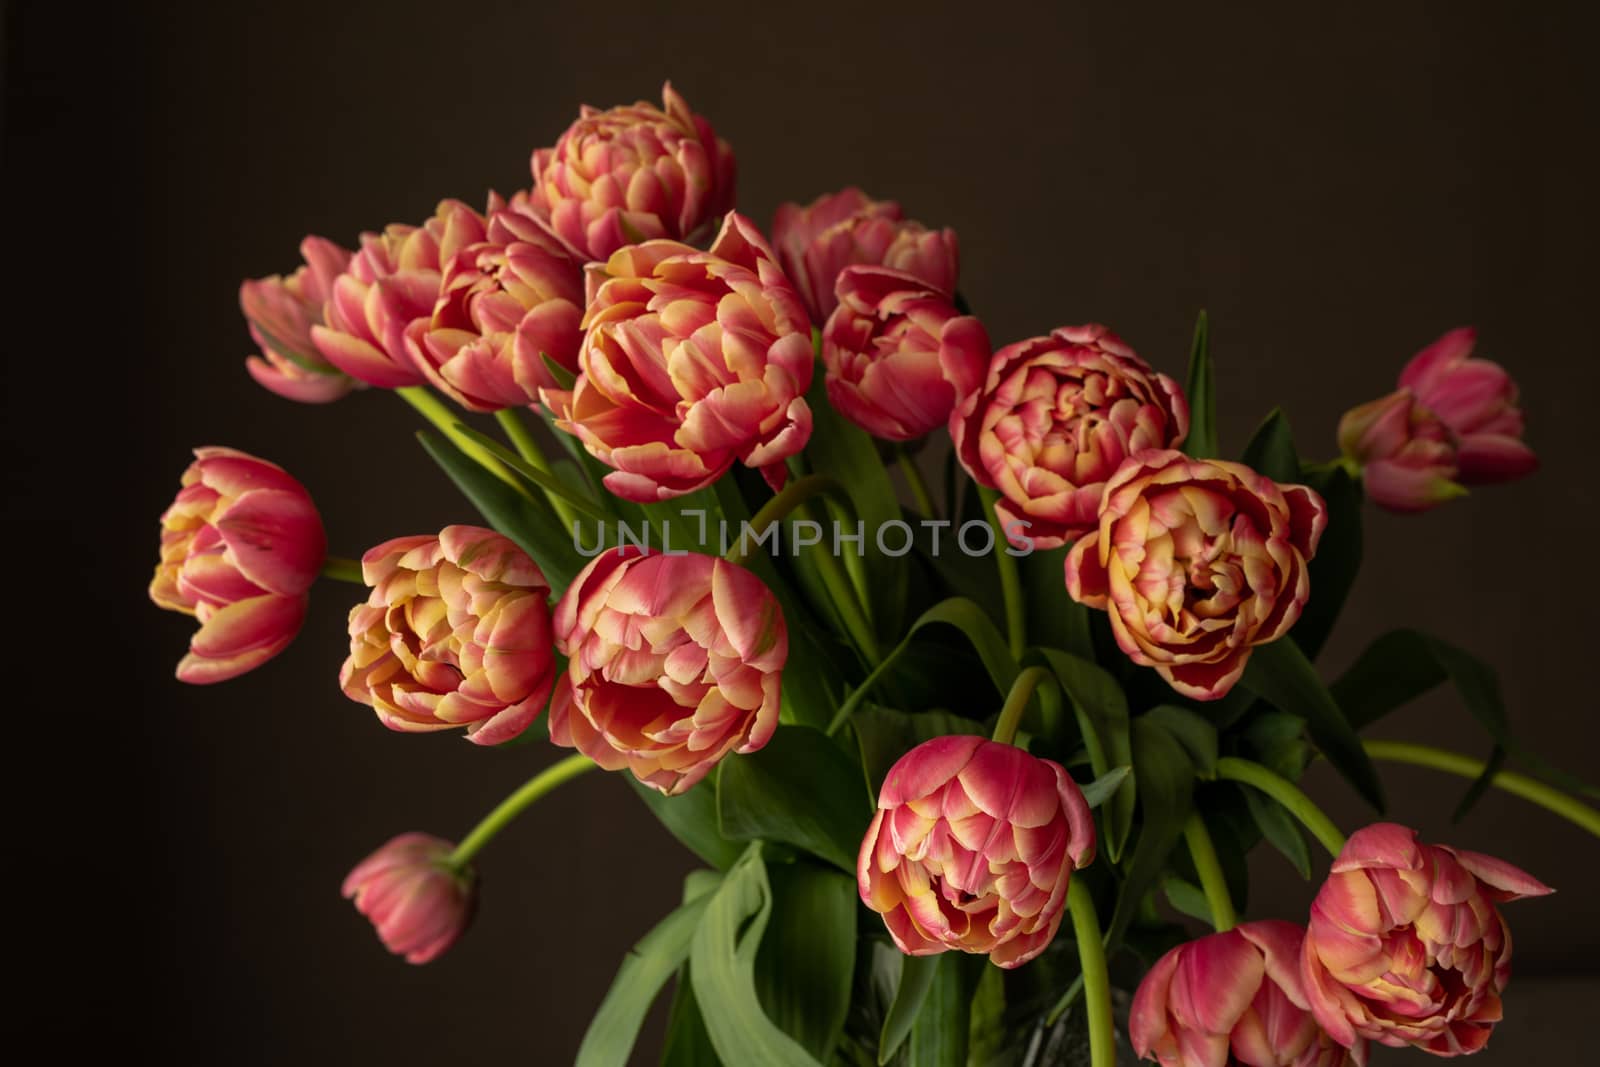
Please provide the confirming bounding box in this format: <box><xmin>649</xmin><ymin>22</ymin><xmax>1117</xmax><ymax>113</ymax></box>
<box><xmin>342</xmin><ymin>832</ymin><xmax>475</xmax><ymax>965</ymax></box>
<box><xmin>549</xmin><ymin>547</ymin><xmax>787</xmax><ymax>796</ymax></box>
<box><xmin>1336</xmin><ymin>389</ymin><xmax>1464</xmax><ymax>512</ymax></box>
<box><xmin>1064</xmin><ymin>450</ymin><xmax>1325</xmax><ymax>700</ymax></box>
<box><xmin>821</xmin><ymin>265</ymin><xmax>990</xmax><ymax>441</ymax></box>
<box><xmin>240</xmin><ymin>235</ymin><xmax>358</xmax><ymax>403</ymax></box>
<box><xmin>543</xmin><ymin>212</ymin><xmax>813</xmax><ymax>502</ymax></box>
<box><xmin>952</xmin><ymin>325</ymin><xmax>1189</xmax><ymax>548</ymax></box>
<box><xmin>340</xmin><ymin>525</ymin><xmax>556</xmax><ymax>746</ymax></box>
<box><xmin>771</xmin><ymin>186</ymin><xmax>959</xmax><ymax>324</ymax></box>
<box><xmin>149</xmin><ymin>447</ymin><xmax>327</xmax><ymax>684</ymax></box>
<box><xmin>1131</xmin><ymin>921</ymin><xmax>1366</xmax><ymax>1067</ymax></box>
<box><xmin>1300</xmin><ymin>823</ymin><xmax>1552</xmax><ymax>1057</ymax></box>
<box><xmin>857</xmin><ymin>735</ymin><xmax>1095</xmax><ymax>968</ymax></box>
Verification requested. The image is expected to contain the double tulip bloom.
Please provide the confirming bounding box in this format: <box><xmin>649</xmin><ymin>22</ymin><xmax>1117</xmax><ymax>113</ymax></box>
<box><xmin>544</xmin><ymin>212</ymin><xmax>814</xmax><ymax>501</ymax></box>
<box><xmin>857</xmin><ymin>736</ymin><xmax>1095</xmax><ymax>968</ymax></box>
<box><xmin>149</xmin><ymin>448</ymin><xmax>327</xmax><ymax>683</ymax></box>
<box><xmin>342</xmin><ymin>832</ymin><xmax>475</xmax><ymax>965</ymax></box>
<box><xmin>549</xmin><ymin>548</ymin><xmax>787</xmax><ymax>796</ymax></box>
<box><xmin>953</xmin><ymin>325</ymin><xmax>1190</xmax><ymax>548</ymax></box>
<box><xmin>1065</xmin><ymin>451</ymin><xmax>1325</xmax><ymax>701</ymax></box>
<box><xmin>240</xmin><ymin>236</ymin><xmax>358</xmax><ymax>403</ymax></box>
<box><xmin>1300</xmin><ymin>823</ymin><xmax>1552</xmax><ymax>1057</ymax></box>
<box><xmin>1338</xmin><ymin>327</ymin><xmax>1537</xmax><ymax>511</ymax></box>
<box><xmin>340</xmin><ymin>525</ymin><xmax>557</xmax><ymax>746</ymax></box>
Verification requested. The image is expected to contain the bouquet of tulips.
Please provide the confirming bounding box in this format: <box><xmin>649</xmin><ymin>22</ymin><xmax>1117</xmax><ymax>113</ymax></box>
<box><xmin>150</xmin><ymin>82</ymin><xmax>1598</xmax><ymax>1066</ymax></box>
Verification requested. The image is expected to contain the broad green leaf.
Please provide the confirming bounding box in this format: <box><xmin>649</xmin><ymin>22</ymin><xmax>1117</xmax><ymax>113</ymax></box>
<box><xmin>902</xmin><ymin>954</ymin><xmax>983</xmax><ymax>1066</ymax></box>
<box><xmin>1238</xmin><ymin>408</ymin><xmax>1300</xmax><ymax>483</ymax></box>
<box><xmin>852</xmin><ymin>705</ymin><xmax>988</xmax><ymax>795</ymax></box>
<box><xmin>878</xmin><ymin>954</ymin><xmax>939</xmax><ymax>1065</ymax></box>
<box><xmin>1034</xmin><ymin>648</ymin><xmax>1136</xmax><ymax>862</ymax></box>
<box><xmin>1108</xmin><ymin>717</ymin><xmax>1196</xmax><ymax>948</ymax></box>
<box><xmin>1182</xmin><ymin>311</ymin><xmax>1217</xmax><ymax>458</ymax></box>
<box><xmin>630</xmin><ymin>776</ymin><xmax>743</xmax><ymax>871</ymax></box>
<box><xmin>1079</xmin><ymin>766</ymin><xmax>1133</xmax><ymax>810</ymax></box>
<box><xmin>661</xmin><ymin>965</ymin><xmax>720</xmax><ymax>1067</ymax></box>
<box><xmin>540</xmin><ymin>351</ymin><xmax>577</xmax><ymax>390</ymax></box>
<box><xmin>1238</xmin><ymin>783</ymin><xmax>1312</xmax><ymax>878</ymax></box>
<box><xmin>1242</xmin><ymin>638</ymin><xmax>1385</xmax><ymax>811</ymax></box>
<box><xmin>753</xmin><ymin>863</ymin><xmax>857</xmax><ymax>1059</ymax></box>
<box><xmin>1162</xmin><ymin>875</ymin><xmax>1213</xmax><ymax>925</ymax></box>
<box><xmin>690</xmin><ymin>847</ymin><xmax>821</xmax><ymax>1067</ymax></box>
<box><xmin>1142</xmin><ymin>705</ymin><xmax>1218</xmax><ymax>774</ymax></box>
<box><xmin>967</xmin><ymin>963</ymin><xmax>1006</xmax><ymax>1067</ymax></box>
<box><xmin>1019</xmin><ymin>545</ymin><xmax>1093</xmax><ymax>660</ymax></box>
<box><xmin>1453</xmin><ymin>745</ymin><xmax>1509</xmax><ymax>822</ymax></box>
<box><xmin>717</xmin><ymin>726</ymin><xmax>872</xmax><ymax>872</ymax></box>
<box><xmin>1293</xmin><ymin>464</ymin><xmax>1363</xmax><ymax>661</ymax></box>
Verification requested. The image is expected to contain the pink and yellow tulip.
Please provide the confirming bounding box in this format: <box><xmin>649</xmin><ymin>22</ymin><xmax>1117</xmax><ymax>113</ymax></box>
<box><xmin>240</xmin><ymin>235</ymin><xmax>358</xmax><ymax>403</ymax></box>
<box><xmin>149</xmin><ymin>447</ymin><xmax>326</xmax><ymax>684</ymax></box>
<box><xmin>342</xmin><ymin>832</ymin><xmax>475</xmax><ymax>965</ymax></box>
<box><xmin>857</xmin><ymin>735</ymin><xmax>1095</xmax><ymax>968</ymax></box>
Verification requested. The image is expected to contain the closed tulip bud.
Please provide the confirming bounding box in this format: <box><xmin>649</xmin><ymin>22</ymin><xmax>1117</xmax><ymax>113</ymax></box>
<box><xmin>772</xmin><ymin>187</ymin><xmax>959</xmax><ymax>324</ymax></box>
<box><xmin>822</xmin><ymin>265</ymin><xmax>990</xmax><ymax>441</ymax></box>
<box><xmin>1065</xmin><ymin>451</ymin><xmax>1325</xmax><ymax>700</ymax></box>
<box><xmin>1131</xmin><ymin>921</ymin><xmax>1366</xmax><ymax>1067</ymax></box>
<box><xmin>1399</xmin><ymin>327</ymin><xmax>1537</xmax><ymax>485</ymax></box>
<box><xmin>530</xmin><ymin>82</ymin><xmax>736</xmax><ymax>262</ymax></box>
<box><xmin>544</xmin><ymin>212</ymin><xmax>813</xmax><ymax>501</ymax></box>
<box><xmin>340</xmin><ymin>525</ymin><xmax>556</xmax><ymax>746</ymax></box>
<box><xmin>149</xmin><ymin>447</ymin><xmax>326</xmax><ymax>684</ymax></box>
<box><xmin>342</xmin><ymin>833</ymin><xmax>475</xmax><ymax>965</ymax></box>
<box><xmin>1336</xmin><ymin>389</ymin><xmax>1465</xmax><ymax>512</ymax></box>
<box><xmin>857</xmin><ymin>736</ymin><xmax>1095</xmax><ymax>968</ymax></box>
<box><xmin>549</xmin><ymin>548</ymin><xmax>786</xmax><ymax>796</ymax></box>
<box><xmin>1300</xmin><ymin>823</ymin><xmax>1553</xmax><ymax>1057</ymax></box>
<box><xmin>240</xmin><ymin>235</ymin><xmax>359</xmax><ymax>403</ymax></box>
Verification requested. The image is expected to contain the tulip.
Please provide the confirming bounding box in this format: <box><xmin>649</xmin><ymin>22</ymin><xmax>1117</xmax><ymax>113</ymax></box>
<box><xmin>1300</xmin><ymin>823</ymin><xmax>1553</xmax><ymax>1057</ymax></box>
<box><xmin>340</xmin><ymin>525</ymin><xmax>556</xmax><ymax>746</ymax></box>
<box><xmin>857</xmin><ymin>735</ymin><xmax>1095</xmax><ymax>968</ymax></box>
<box><xmin>543</xmin><ymin>212</ymin><xmax>813</xmax><ymax>502</ymax></box>
<box><xmin>549</xmin><ymin>548</ymin><xmax>786</xmax><ymax>796</ymax></box>
<box><xmin>1064</xmin><ymin>450</ymin><xmax>1325</xmax><ymax>700</ymax></box>
<box><xmin>414</xmin><ymin>196</ymin><xmax>585</xmax><ymax>411</ymax></box>
<box><xmin>1336</xmin><ymin>390</ymin><xmax>1464</xmax><ymax>512</ymax></box>
<box><xmin>821</xmin><ymin>265</ymin><xmax>990</xmax><ymax>441</ymax></box>
<box><xmin>771</xmin><ymin>186</ymin><xmax>959</xmax><ymax>324</ymax></box>
<box><xmin>1400</xmin><ymin>327</ymin><xmax>1537</xmax><ymax>485</ymax></box>
<box><xmin>952</xmin><ymin>325</ymin><xmax>1190</xmax><ymax>548</ymax></box>
<box><xmin>311</xmin><ymin>199</ymin><xmax>489</xmax><ymax>389</ymax></box>
<box><xmin>1131</xmin><ymin>921</ymin><xmax>1366</xmax><ymax>1067</ymax></box>
<box><xmin>342</xmin><ymin>832</ymin><xmax>475</xmax><ymax>965</ymax></box>
<box><xmin>149</xmin><ymin>447</ymin><xmax>326</xmax><ymax>684</ymax></box>
<box><xmin>240</xmin><ymin>235</ymin><xmax>358</xmax><ymax>403</ymax></box>
<box><xmin>530</xmin><ymin>82</ymin><xmax>736</xmax><ymax>262</ymax></box>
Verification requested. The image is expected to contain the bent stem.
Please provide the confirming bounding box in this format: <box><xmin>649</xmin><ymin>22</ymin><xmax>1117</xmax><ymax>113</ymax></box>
<box><xmin>448</xmin><ymin>754</ymin><xmax>595</xmax><ymax>869</ymax></box>
<box><xmin>977</xmin><ymin>487</ymin><xmax>1026</xmax><ymax>659</ymax></box>
<box><xmin>320</xmin><ymin>556</ymin><xmax>365</xmax><ymax>584</ymax></box>
<box><xmin>1364</xmin><ymin>740</ymin><xmax>1600</xmax><ymax>839</ymax></box>
<box><xmin>1066</xmin><ymin>879</ymin><xmax>1115</xmax><ymax>1067</ymax></box>
<box><xmin>397</xmin><ymin>387</ymin><xmax>523</xmax><ymax>493</ymax></box>
<box><xmin>896</xmin><ymin>446</ymin><xmax>936</xmax><ymax>517</ymax></box>
<box><xmin>493</xmin><ymin>407</ymin><xmax>581</xmax><ymax>530</ymax></box>
<box><xmin>1183</xmin><ymin>812</ymin><xmax>1237</xmax><ymax>932</ymax></box>
<box><xmin>1215</xmin><ymin>756</ymin><xmax>1348</xmax><ymax>856</ymax></box>
<box><xmin>724</xmin><ymin>475</ymin><xmax>844</xmax><ymax>564</ymax></box>
<box><xmin>992</xmin><ymin>666</ymin><xmax>1050</xmax><ymax>747</ymax></box>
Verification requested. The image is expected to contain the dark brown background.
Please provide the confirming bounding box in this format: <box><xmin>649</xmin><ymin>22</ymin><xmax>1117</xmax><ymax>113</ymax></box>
<box><xmin>9</xmin><ymin>1</ymin><xmax>1597</xmax><ymax>1062</ymax></box>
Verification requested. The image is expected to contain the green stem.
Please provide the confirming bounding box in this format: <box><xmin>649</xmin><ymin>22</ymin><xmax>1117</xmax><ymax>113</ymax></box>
<box><xmin>1364</xmin><ymin>740</ymin><xmax>1600</xmax><ymax>839</ymax></box>
<box><xmin>825</xmin><ymin>641</ymin><xmax>907</xmax><ymax>737</ymax></box>
<box><xmin>320</xmin><ymin>556</ymin><xmax>365</xmax><ymax>584</ymax></box>
<box><xmin>801</xmin><ymin>500</ymin><xmax>882</xmax><ymax>666</ymax></box>
<box><xmin>1183</xmin><ymin>812</ymin><xmax>1237</xmax><ymax>931</ymax></box>
<box><xmin>448</xmin><ymin>755</ymin><xmax>595</xmax><ymax>869</ymax></box>
<box><xmin>493</xmin><ymin>407</ymin><xmax>581</xmax><ymax>530</ymax></box>
<box><xmin>396</xmin><ymin>387</ymin><xmax>523</xmax><ymax>493</ymax></box>
<box><xmin>992</xmin><ymin>666</ymin><xmax>1049</xmax><ymax>747</ymax></box>
<box><xmin>1066</xmin><ymin>879</ymin><xmax>1115</xmax><ymax>1067</ymax></box>
<box><xmin>977</xmin><ymin>487</ymin><xmax>1026</xmax><ymax>659</ymax></box>
<box><xmin>724</xmin><ymin>475</ymin><xmax>842</xmax><ymax>564</ymax></box>
<box><xmin>897</xmin><ymin>446</ymin><xmax>936</xmax><ymax>517</ymax></box>
<box><xmin>1215</xmin><ymin>756</ymin><xmax>1348</xmax><ymax>856</ymax></box>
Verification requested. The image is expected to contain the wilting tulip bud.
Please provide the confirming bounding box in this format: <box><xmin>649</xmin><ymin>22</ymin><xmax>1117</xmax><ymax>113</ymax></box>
<box><xmin>342</xmin><ymin>832</ymin><xmax>475</xmax><ymax>965</ymax></box>
<box><xmin>240</xmin><ymin>235</ymin><xmax>358</xmax><ymax>403</ymax></box>
<box><xmin>543</xmin><ymin>212</ymin><xmax>813</xmax><ymax>501</ymax></box>
<box><xmin>772</xmin><ymin>187</ymin><xmax>959</xmax><ymax>324</ymax></box>
<box><xmin>530</xmin><ymin>82</ymin><xmax>736</xmax><ymax>262</ymax></box>
<box><xmin>821</xmin><ymin>265</ymin><xmax>990</xmax><ymax>441</ymax></box>
<box><xmin>549</xmin><ymin>548</ymin><xmax>786</xmax><ymax>796</ymax></box>
<box><xmin>857</xmin><ymin>735</ymin><xmax>1095</xmax><ymax>968</ymax></box>
<box><xmin>1301</xmin><ymin>823</ymin><xmax>1553</xmax><ymax>1057</ymax></box>
<box><xmin>311</xmin><ymin>199</ymin><xmax>489</xmax><ymax>388</ymax></box>
<box><xmin>149</xmin><ymin>447</ymin><xmax>326</xmax><ymax>684</ymax></box>
<box><xmin>1337</xmin><ymin>389</ymin><xmax>1464</xmax><ymax>512</ymax></box>
<box><xmin>1131</xmin><ymin>921</ymin><xmax>1366</xmax><ymax>1067</ymax></box>
<box><xmin>340</xmin><ymin>525</ymin><xmax>556</xmax><ymax>746</ymax></box>
<box><xmin>414</xmin><ymin>196</ymin><xmax>585</xmax><ymax>411</ymax></box>
<box><xmin>952</xmin><ymin>325</ymin><xmax>1189</xmax><ymax>548</ymax></box>
<box><xmin>1065</xmin><ymin>450</ymin><xmax>1325</xmax><ymax>700</ymax></box>
<box><xmin>1400</xmin><ymin>327</ymin><xmax>1537</xmax><ymax>485</ymax></box>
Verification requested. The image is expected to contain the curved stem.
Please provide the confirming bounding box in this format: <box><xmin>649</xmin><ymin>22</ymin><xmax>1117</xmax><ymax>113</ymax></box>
<box><xmin>1215</xmin><ymin>756</ymin><xmax>1348</xmax><ymax>856</ymax></box>
<box><xmin>802</xmin><ymin>504</ymin><xmax>882</xmax><ymax>667</ymax></box>
<box><xmin>825</xmin><ymin>641</ymin><xmax>908</xmax><ymax>737</ymax></box>
<box><xmin>896</xmin><ymin>446</ymin><xmax>936</xmax><ymax>518</ymax></box>
<box><xmin>320</xmin><ymin>556</ymin><xmax>365</xmax><ymax>584</ymax></box>
<box><xmin>992</xmin><ymin>666</ymin><xmax>1049</xmax><ymax>747</ymax></box>
<box><xmin>1066</xmin><ymin>879</ymin><xmax>1115</xmax><ymax>1067</ymax></box>
<box><xmin>977</xmin><ymin>487</ymin><xmax>1026</xmax><ymax>659</ymax></box>
<box><xmin>396</xmin><ymin>387</ymin><xmax>523</xmax><ymax>492</ymax></box>
<box><xmin>448</xmin><ymin>755</ymin><xmax>595</xmax><ymax>869</ymax></box>
<box><xmin>494</xmin><ymin>407</ymin><xmax>581</xmax><ymax>531</ymax></box>
<box><xmin>1183</xmin><ymin>812</ymin><xmax>1237</xmax><ymax>931</ymax></box>
<box><xmin>1364</xmin><ymin>740</ymin><xmax>1600</xmax><ymax>839</ymax></box>
<box><xmin>724</xmin><ymin>475</ymin><xmax>842</xmax><ymax>564</ymax></box>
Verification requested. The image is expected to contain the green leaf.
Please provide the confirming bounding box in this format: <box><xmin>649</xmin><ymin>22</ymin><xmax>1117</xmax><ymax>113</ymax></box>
<box><xmin>966</xmin><ymin>963</ymin><xmax>1006</xmax><ymax>1067</ymax></box>
<box><xmin>1242</xmin><ymin>639</ymin><xmax>1385</xmax><ymax>812</ymax></box>
<box><xmin>1238</xmin><ymin>408</ymin><xmax>1299</xmax><ymax>483</ymax></box>
<box><xmin>1019</xmin><ymin>544</ymin><xmax>1093</xmax><ymax>660</ymax></box>
<box><xmin>1108</xmin><ymin>716</ymin><xmax>1196</xmax><ymax>948</ymax></box>
<box><xmin>690</xmin><ymin>847</ymin><xmax>821</xmax><ymax>1067</ymax></box>
<box><xmin>903</xmin><ymin>954</ymin><xmax>983</xmax><ymax>1066</ymax></box>
<box><xmin>1238</xmin><ymin>783</ymin><xmax>1312</xmax><ymax>878</ymax></box>
<box><xmin>1142</xmin><ymin>705</ymin><xmax>1218</xmax><ymax>775</ymax></box>
<box><xmin>1293</xmin><ymin>464</ymin><xmax>1363</xmax><ymax>661</ymax></box>
<box><xmin>878</xmin><ymin>954</ymin><xmax>939</xmax><ymax>1065</ymax></box>
<box><xmin>630</xmin><ymin>776</ymin><xmax>743</xmax><ymax>871</ymax></box>
<box><xmin>1453</xmin><ymin>745</ymin><xmax>1509</xmax><ymax>823</ymax></box>
<box><xmin>449</xmin><ymin>422</ymin><xmax>612</xmax><ymax>520</ymax></box>
<box><xmin>541</xmin><ymin>351</ymin><xmax>577</xmax><ymax>390</ymax></box>
<box><xmin>1079</xmin><ymin>766</ymin><xmax>1133</xmax><ymax>810</ymax></box>
<box><xmin>753</xmin><ymin>862</ymin><xmax>857</xmax><ymax>1059</ymax></box>
<box><xmin>851</xmin><ymin>705</ymin><xmax>988</xmax><ymax>795</ymax></box>
<box><xmin>1182</xmin><ymin>311</ymin><xmax>1217</xmax><ymax>458</ymax></box>
<box><xmin>1034</xmin><ymin>648</ymin><xmax>1136</xmax><ymax>862</ymax></box>
<box><xmin>1162</xmin><ymin>875</ymin><xmax>1213</xmax><ymax>925</ymax></box>
<box><xmin>717</xmin><ymin>726</ymin><xmax>872</xmax><ymax>872</ymax></box>
<box><xmin>661</xmin><ymin>965</ymin><xmax>720</xmax><ymax>1067</ymax></box>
